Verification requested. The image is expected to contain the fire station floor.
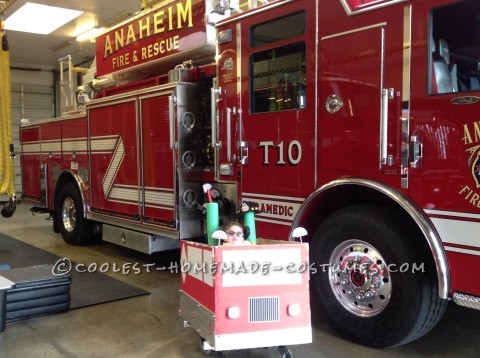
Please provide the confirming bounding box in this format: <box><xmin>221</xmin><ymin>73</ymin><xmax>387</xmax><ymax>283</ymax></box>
<box><xmin>0</xmin><ymin>202</ymin><xmax>479</xmax><ymax>358</ymax></box>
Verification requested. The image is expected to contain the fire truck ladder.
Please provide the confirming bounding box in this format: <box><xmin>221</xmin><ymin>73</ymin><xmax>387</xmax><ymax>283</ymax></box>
<box><xmin>58</xmin><ymin>55</ymin><xmax>77</xmax><ymax>114</ymax></box>
<box><xmin>58</xmin><ymin>55</ymin><xmax>89</xmax><ymax>114</ymax></box>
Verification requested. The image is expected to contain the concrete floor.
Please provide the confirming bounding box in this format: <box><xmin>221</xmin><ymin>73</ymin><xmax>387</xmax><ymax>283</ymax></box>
<box><xmin>0</xmin><ymin>202</ymin><xmax>479</xmax><ymax>357</ymax></box>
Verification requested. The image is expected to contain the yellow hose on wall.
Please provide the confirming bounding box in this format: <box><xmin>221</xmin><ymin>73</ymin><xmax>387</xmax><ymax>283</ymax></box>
<box><xmin>0</xmin><ymin>20</ymin><xmax>16</xmax><ymax>217</ymax></box>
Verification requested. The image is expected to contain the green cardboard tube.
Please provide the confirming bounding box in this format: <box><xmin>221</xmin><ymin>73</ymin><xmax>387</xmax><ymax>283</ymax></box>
<box><xmin>207</xmin><ymin>202</ymin><xmax>219</xmax><ymax>245</ymax></box>
<box><xmin>244</xmin><ymin>211</ymin><xmax>256</xmax><ymax>244</ymax></box>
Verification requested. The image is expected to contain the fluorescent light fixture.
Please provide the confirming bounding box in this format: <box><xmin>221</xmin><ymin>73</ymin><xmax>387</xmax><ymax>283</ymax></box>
<box><xmin>76</xmin><ymin>27</ymin><xmax>105</xmax><ymax>42</ymax></box>
<box><xmin>72</xmin><ymin>21</ymin><xmax>96</xmax><ymax>38</ymax></box>
<box><xmin>5</xmin><ymin>2</ymin><xmax>83</xmax><ymax>35</ymax></box>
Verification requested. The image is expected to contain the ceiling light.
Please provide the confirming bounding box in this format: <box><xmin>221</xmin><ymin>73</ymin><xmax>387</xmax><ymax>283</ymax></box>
<box><xmin>76</xmin><ymin>27</ymin><xmax>105</xmax><ymax>42</ymax></box>
<box><xmin>72</xmin><ymin>21</ymin><xmax>96</xmax><ymax>38</ymax></box>
<box><xmin>5</xmin><ymin>2</ymin><xmax>83</xmax><ymax>35</ymax></box>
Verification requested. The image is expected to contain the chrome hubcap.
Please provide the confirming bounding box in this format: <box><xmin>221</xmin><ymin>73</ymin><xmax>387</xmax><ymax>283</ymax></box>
<box><xmin>329</xmin><ymin>239</ymin><xmax>392</xmax><ymax>317</ymax></box>
<box><xmin>62</xmin><ymin>197</ymin><xmax>76</xmax><ymax>233</ymax></box>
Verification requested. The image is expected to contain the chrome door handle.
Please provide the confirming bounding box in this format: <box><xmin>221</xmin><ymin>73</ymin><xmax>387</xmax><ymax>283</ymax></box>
<box><xmin>409</xmin><ymin>135</ymin><xmax>423</xmax><ymax>169</ymax></box>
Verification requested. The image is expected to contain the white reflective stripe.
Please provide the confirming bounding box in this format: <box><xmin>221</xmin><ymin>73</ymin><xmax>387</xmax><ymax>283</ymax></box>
<box><xmin>102</xmin><ymin>138</ymin><xmax>125</xmax><ymax>198</ymax></box>
<box><xmin>242</xmin><ymin>195</ymin><xmax>301</xmax><ymax>223</ymax></box>
<box><xmin>214</xmin><ymin>325</ymin><xmax>312</xmax><ymax>351</ymax></box>
<box><xmin>431</xmin><ymin>217</ymin><xmax>480</xmax><ymax>249</ymax></box>
<box><xmin>242</xmin><ymin>192</ymin><xmax>304</xmax><ymax>202</ymax></box>
<box><xmin>425</xmin><ymin>208</ymin><xmax>480</xmax><ymax>220</ymax></box>
<box><xmin>62</xmin><ymin>139</ymin><xmax>88</xmax><ymax>152</ymax></box>
<box><xmin>144</xmin><ymin>190</ymin><xmax>175</xmax><ymax>207</ymax></box>
<box><xmin>22</xmin><ymin>143</ymin><xmax>41</xmax><ymax>153</ymax></box>
<box><xmin>41</xmin><ymin>141</ymin><xmax>61</xmax><ymax>152</ymax></box>
<box><xmin>445</xmin><ymin>246</ymin><xmax>480</xmax><ymax>256</ymax></box>
<box><xmin>109</xmin><ymin>186</ymin><xmax>138</xmax><ymax>201</ymax></box>
<box><xmin>254</xmin><ymin>217</ymin><xmax>292</xmax><ymax>226</ymax></box>
<box><xmin>90</xmin><ymin>136</ymin><xmax>120</xmax><ymax>152</ymax></box>
<box><xmin>23</xmin><ymin>135</ymin><xmax>116</xmax><ymax>154</ymax></box>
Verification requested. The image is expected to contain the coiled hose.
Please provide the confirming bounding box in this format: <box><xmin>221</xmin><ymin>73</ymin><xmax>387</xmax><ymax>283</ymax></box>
<box><xmin>0</xmin><ymin>20</ymin><xmax>16</xmax><ymax>217</ymax></box>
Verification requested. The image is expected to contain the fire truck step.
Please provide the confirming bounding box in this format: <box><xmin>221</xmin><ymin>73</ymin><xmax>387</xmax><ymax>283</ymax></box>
<box><xmin>29</xmin><ymin>207</ymin><xmax>52</xmax><ymax>216</ymax></box>
<box><xmin>453</xmin><ymin>292</ymin><xmax>480</xmax><ymax>310</ymax></box>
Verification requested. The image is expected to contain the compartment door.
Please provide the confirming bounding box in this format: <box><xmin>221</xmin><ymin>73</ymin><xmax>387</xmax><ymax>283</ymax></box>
<box><xmin>20</xmin><ymin>127</ymin><xmax>41</xmax><ymax>201</ymax></box>
<box><xmin>89</xmin><ymin>99</ymin><xmax>140</xmax><ymax>218</ymax></box>
<box><xmin>320</xmin><ymin>26</ymin><xmax>385</xmax><ymax>171</ymax></box>
<box><xmin>140</xmin><ymin>92</ymin><xmax>176</xmax><ymax>226</ymax></box>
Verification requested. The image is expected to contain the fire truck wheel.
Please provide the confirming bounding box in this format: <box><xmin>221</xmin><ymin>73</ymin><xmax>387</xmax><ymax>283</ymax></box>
<box><xmin>311</xmin><ymin>203</ymin><xmax>447</xmax><ymax>348</ymax></box>
<box><xmin>56</xmin><ymin>183</ymin><xmax>98</xmax><ymax>245</ymax></box>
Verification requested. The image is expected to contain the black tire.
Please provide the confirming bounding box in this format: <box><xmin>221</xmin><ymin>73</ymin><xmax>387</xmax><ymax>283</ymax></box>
<box><xmin>56</xmin><ymin>183</ymin><xmax>98</xmax><ymax>245</ymax></box>
<box><xmin>310</xmin><ymin>204</ymin><xmax>447</xmax><ymax>348</ymax></box>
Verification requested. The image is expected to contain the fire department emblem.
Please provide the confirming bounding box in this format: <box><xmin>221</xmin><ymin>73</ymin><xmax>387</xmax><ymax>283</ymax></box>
<box><xmin>471</xmin><ymin>150</ymin><xmax>480</xmax><ymax>188</ymax></box>
<box><xmin>465</xmin><ymin>142</ymin><xmax>480</xmax><ymax>188</ymax></box>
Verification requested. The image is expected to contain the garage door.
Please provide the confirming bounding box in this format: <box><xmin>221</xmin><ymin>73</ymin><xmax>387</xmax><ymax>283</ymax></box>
<box><xmin>0</xmin><ymin>83</ymin><xmax>54</xmax><ymax>202</ymax></box>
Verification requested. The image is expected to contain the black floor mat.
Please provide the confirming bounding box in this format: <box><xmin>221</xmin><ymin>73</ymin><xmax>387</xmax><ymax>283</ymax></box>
<box><xmin>0</xmin><ymin>233</ymin><xmax>150</xmax><ymax>309</ymax></box>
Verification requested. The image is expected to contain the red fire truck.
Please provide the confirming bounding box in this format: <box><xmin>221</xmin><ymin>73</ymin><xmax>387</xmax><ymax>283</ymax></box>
<box><xmin>19</xmin><ymin>0</ymin><xmax>480</xmax><ymax>348</ymax></box>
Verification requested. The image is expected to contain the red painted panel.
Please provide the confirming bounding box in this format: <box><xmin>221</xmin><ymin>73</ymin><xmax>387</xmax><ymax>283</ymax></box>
<box><xmin>20</xmin><ymin>127</ymin><xmax>41</xmax><ymax>200</ymax></box>
<box><xmin>180</xmin><ymin>241</ymin><xmax>311</xmax><ymax>335</ymax></box>
<box><xmin>447</xmin><ymin>251</ymin><xmax>480</xmax><ymax>296</ymax></box>
<box><xmin>231</xmin><ymin>2</ymin><xmax>316</xmax><ymax>241</ymax></box>
<box><xmin>408</xmin><ymin>1</ymin><xmax>480</xmax><ymax>213</ymax></box>
<box><xmin>141</xmin><ymin>94</ymin><xmax>176</xmax><ymax>223</ymax></box>
<box><xmin>40</xmin><ymin>122</ymin><xmax>62</xmax><ymax>142</ymax></box>
<box><xmin>214</xmin><ymin>246</ymin><xmax>311</xmax><ymax>334</ymax></box>
<box><xmin>179</xmin><ymin>241</ymin><xmax>215</xmax><ymax>312</ymax></box>
<box><xmin>60</xmin><ymin>117</ymin><xmax>88</xmax><ymax>165</ymax></box>
<box><xmin>20</xmin><ymin>127</ymin><xmax>40</xmax><ymax>142</ymax></box>
<box><xmin>21</xmin><ymin>155</ymin><xmax>41</xmax><ymax>200</ymax></box>
<box><xmin>89</xmin><ymin>100</ymin><xmax>140</xmax><ymax>218</ymax></box>
<box><xmin>40</xmin><ymin>122</ymin><xmax>62</xmax><ymax>207</ymax></box>
<box><xmin>61</xmin><ymin>117</ymin><xmax>87</xmax><ymax>139</ymax></box>
<box><xmin>320</xmin><ymin>27</ymin><xmax>383</xmax><ymax>171</ymax></box>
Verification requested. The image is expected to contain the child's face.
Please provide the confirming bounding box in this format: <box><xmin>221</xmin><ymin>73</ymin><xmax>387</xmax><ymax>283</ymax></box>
<box><xmin>226</xmin><ymin>225</ymin><xmax>244</xmax><ymax>245</ymax></box>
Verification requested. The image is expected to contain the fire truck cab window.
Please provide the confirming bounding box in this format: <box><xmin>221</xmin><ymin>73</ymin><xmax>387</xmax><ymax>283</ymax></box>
<box><xmin>430</xmin><ymin>0</ymin><xmax>480</xmax><ymax>94</ymax></box>
<box><xmin>250</xmin><ymin>12</ymin><xmax>306</xmax><ymax>47</ymax></box>
<box><xmin>251</xmin><ymin>42</ymin><xmax>306</xmax><ymax>113</ymax></box>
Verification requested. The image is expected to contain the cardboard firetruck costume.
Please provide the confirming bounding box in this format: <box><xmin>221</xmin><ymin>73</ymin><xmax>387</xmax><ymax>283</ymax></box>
<box><xmin>178</xmin><ymin>194</ymin><xmax>311</xmax><ymax>354</ymax></box>
<box><xmin>180</xmin><ymin>201</ymin><xmax>311</xmax><ymax>354</ymax></box>
<box><xmin>17</xmin><ymin>0</ymin><xmax>480</xmax><ymax>350</ymax></box>
<box><xmin>179</xmin><ymin>240</ymin><xmax>311</xmax><ymax>353</ymax></box>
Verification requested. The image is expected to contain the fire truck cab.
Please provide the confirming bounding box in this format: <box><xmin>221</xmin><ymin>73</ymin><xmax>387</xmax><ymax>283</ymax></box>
<box><xmin>19</xmin><ymin>0</ymin><xmax>480</xmax><ymax>349</ymax></box>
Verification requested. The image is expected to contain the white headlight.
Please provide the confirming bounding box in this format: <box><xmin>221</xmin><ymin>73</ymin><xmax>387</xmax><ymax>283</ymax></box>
<box><xmin>287</xmin><ymin>304</ymin><xmax>301</xmax><ymax>317</ymax></box>
<box><xmin>227</xmin><ymin>306</ymin><xmax>240</xmax><ymax>319</ymax></box>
